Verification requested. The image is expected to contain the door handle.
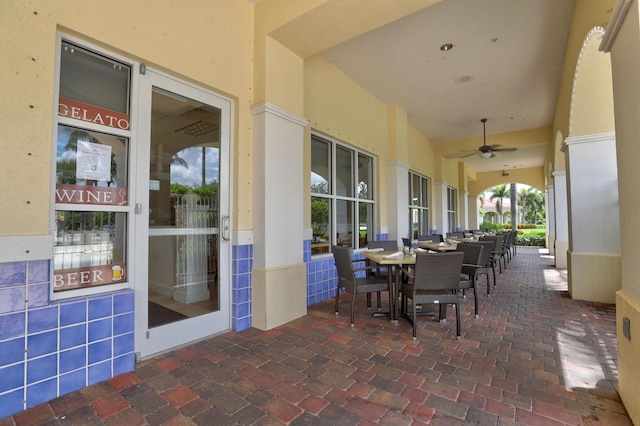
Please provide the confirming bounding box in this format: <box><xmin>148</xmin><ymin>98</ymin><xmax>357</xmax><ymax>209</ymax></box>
<box><xmin>221</xmin><ymin>216</ymin><xmax>230</xmax><ymax>241</ymax></box>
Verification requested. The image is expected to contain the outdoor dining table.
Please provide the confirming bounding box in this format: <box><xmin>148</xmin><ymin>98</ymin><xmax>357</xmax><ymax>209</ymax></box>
<box><xmin>360</xmin><ymin>249</ymin><xmax>417</xmax><ymax>323</ymax></box>
<box><xmin>418</xmin><ymin>241</ymin><xmax>458</xmax><ymax>251</ymax></box>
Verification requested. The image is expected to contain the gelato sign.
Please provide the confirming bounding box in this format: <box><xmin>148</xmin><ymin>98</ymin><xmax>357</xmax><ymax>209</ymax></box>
<box><xmin>58</xmin><ymin>97</ymin><xmax>129</xmax><ymax>130</ymax></box>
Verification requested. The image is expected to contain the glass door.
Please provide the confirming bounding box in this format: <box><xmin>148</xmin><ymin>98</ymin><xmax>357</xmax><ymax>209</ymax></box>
<box><xmin>135</xmin><ymin>69</ymin><xmax>231</xmax><ymax>358</ymax></box>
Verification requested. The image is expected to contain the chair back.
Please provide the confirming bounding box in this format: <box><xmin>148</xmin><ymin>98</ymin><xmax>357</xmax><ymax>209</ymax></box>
<box><xmin>447</xmin><ymin>231</ymin><xmax>465</xmax><ymax>239</ymax></box>
<box><xmin>402</xmin><ymin>238</ymin><xmax>412</xmax><ymax>248</ymax></box>
<box><xmin>468</xmin><ymin>241</ymin><xmax>493</xmax><ymax>267</ymax></box>
<box><xmin>413</xmin><ymin>252</ymin><xmax>463</xmax><ymax>291</ymax></box>
<box><xmin>368</xmin><ymin>240</ymin><xmax>398</xmax><ymax>251</ymax></box>
<box><xmin>456</xmin><ymin>243</ymin><xmax>483</xmax><ymax>265</ymax></box>
<box><xmin>418</xmin><ymin>234</ymin><xmax>436</xmax><ymax>242</ymax></box>
<box><xmin>480</xmin><ymin>235</ymin><xmax>503</xmax><ymax>251</ymax></box>
<box><xmin>430</xmin><ymin>233</ymin><xmax>444</xmax><ymax>243</ymax></box>
<box><xmin>332</xmin><ymin>246</ymin><xmax>356</xmax><ymax>286</ymax></box>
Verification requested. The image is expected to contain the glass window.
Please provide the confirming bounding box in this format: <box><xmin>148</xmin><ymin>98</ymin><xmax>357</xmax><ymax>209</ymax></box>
<box><xmin>311</xmin><ymin>138</ymin><xmax>330</xmax><ymax>194</ymax></box>
<box><xmin>335</xmin><ymin>146</ymin><xmax>353</xmax><ymax>197</ymax></box>
<box><xmin>447</xmin><ymin>186</ymin><xmax>457</xmax><ymax>232</ymax></box>
<box><xmin>53</xmin><ymin>211</ymin><xmax>126</xmax><ymax>291</ymax></box>
<box><xmin>55</xmin><ymin>125</ymin><xmax>128</xmax><ymax>195</ymax></box>
<box><xmin>310</xmin><ymin>134</ymin><xmax>374</xmax><ymax>252</ymax></box>
<box><xmin>53</xmin><ymin>39</ymin><xmax>131</xmax><ymax>295</ymax></box>
<box><xmin>408</xmin><ymin>172</ymin><xmax>430</xmax><ymax>239</ymax></box>
<box><xmin>59</xmin><ymin>41</ymin><xmax>131</xmax><ymax>116</ymax></box>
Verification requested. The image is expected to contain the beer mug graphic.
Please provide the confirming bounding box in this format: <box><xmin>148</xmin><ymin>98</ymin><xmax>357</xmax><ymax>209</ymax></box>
<box><xmin>112</xmin><ymin>265</ymin><xmax>123</xmax><ymax>281</ymax></box>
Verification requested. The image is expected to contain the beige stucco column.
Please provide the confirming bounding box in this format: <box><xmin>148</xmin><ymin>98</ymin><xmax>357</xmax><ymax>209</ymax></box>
<box><xmin>563</xmin><ymin>133</ymin><xmax>620</xmax><ymax>303</ymax></box>
<box><xmin>433</xmin><ymin>180</ymin><xmax>448</xmax><ymax>234</ymax></box>
<box><xmin>601</xmin><ymin>0</ymin><xmax>640</xmax><ymax>420</ymax></box>
<box><xmin>387</xmin><ymin>160</ymin><xmax>410</xmax><ymax>241</ymax></box>
<box><xmin>552</xmin><ymin>170</ymin><xmax>568</xmax><ymax>268</ymax></box>
<box><xmin>251</xmin><ymin>103</ymin><xmax>308</xmax><ymax>330</ymax></box>
<box><xmin>467</xmin><ymin>193</ymin><xmax>479</xmax><ymax>230</ymax></box>
<box><xmin>545</xmin><ymin>184</ymin><xmax>555</xmax><ymax>255</ymax></box>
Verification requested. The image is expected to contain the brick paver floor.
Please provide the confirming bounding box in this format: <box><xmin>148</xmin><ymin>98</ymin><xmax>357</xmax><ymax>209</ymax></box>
<box><xmin>1</xmin><ymin>247</ymin><xmax>632</xmax><ymax>425</ymax></box>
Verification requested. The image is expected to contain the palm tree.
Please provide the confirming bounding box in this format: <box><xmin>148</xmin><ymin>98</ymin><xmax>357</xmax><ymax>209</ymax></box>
<box><xmin>489</xmin><ymin>184</ymin><xmax>509</xmax><ymax>224</ymax></box>
<box><xmin>517</xmin><ymin>187</ymin><xmax>545</xmax><ymax>224</ymax></box>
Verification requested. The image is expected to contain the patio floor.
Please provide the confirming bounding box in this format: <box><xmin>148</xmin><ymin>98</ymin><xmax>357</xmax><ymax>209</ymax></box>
<box><xmin>1</xmin><ymin>247</ymin><xmax>632</xmax><ymax>425</ymax></box>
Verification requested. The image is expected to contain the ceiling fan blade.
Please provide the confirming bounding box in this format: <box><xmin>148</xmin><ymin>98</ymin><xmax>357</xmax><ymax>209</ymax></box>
<box><xmin>444</xmin><ymin>150</ymin><xmax>476</xmax><ymax>159</ymax></box>
<box><xmin>492</xmin><ymin>147</ymin><xmax>517</xmax><ymax>152</ymax></box>
<box><xmin>460</xmin><ymin>151</ymin><xmax>480</xmax><ymax>158</ymax></box>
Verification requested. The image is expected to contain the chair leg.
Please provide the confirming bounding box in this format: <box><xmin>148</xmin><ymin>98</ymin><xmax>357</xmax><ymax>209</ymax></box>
<box><xmin>473</xmin><ymin>286</ymin><xmax>478</xmax><ymax>318</ymax></box>
<box><xmin>366</xmin><ymin>293</ymin><xmax>372</xmax><ymax>309</ymax></box>
<box><xmin>439</xmin><ymin>304</ymin><xmax>447</xmax><ymax>322</ymax></box>
<box><xmin>486</xmin><ymin>273</ymin><xmax>491</xmax><ymax>296</ymax></box>
<box><xmin>412</xmin><ymin>299</ymin><xmax>418</xmax><ymax>340</ymax></box>
<box><xmin>350</xmin><ymin>292</ymin><xmax>357</xmax><ymax>327</ymax></box>
<box><xmin>454</xmin><ymin>303</ymin><xmax>460</xmax><ymax>338</ymax></box>
<box><xmin>376</xmin><ymin>291</ymin><xmax>382</xmax><ymax>309</ymax></box>
<box><xmin>335</xmin><ymin>285</ymin><xmax>340</xmax><ymax>315</ymax></box>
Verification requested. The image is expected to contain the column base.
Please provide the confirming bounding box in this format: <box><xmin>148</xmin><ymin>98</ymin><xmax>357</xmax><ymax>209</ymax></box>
<box><xmin>567</xmin><ymin>250</ymin><xmax>620</xmax><ymax>303</ymax></box>
<box><xmin>252</xmin><ymin>262</ymin><xmax>307</xmax><ymax>330</ymax></box>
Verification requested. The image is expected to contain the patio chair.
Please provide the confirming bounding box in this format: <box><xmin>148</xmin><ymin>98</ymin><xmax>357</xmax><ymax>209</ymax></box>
<box><xmin>467</xmin><ymin>241</ymin><xmax>495</xmax><ymax>295</ymax></box>
<box><xmin>456</xmin><ymin>243</ymin><xmax>483</xmax><ymax>318</ymax></box>
<box><xmin>480</xmin><ymin>235</ymin><xmax>506</xmax><ymax>274</ymax></box>
<box><xmin>425</xmin><ymin>233</ymin><xmax>444</xmax><ymax>243</ymax></box>
<box><xmin>332</xmin><ymin>246</ymin><xmax>392</xmax><ymax>327</ymax></box>
<box><xmin>400</xmin><ymin>251</ymin><xmax>464</xmax><ymax>339</ymax></box>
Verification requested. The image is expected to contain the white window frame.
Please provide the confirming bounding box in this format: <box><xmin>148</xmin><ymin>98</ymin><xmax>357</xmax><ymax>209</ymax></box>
<box><xmin>310</xmin><ymin>133</ymin><xmax>375</xmax><ymax>253</ymax></box>
<box><xmin>408</xmin><ymin>171</ymin><xmax>430</xmax><ymax>239</ymax></box>
<box><xmin>50</xmin><ymin>34</ymin><xmax>137</xmax><ymax>300</ymax></box>
<box><xmin>447</xmin><ymin>186</ymin><xmax>457</xmax><ymax>232</ymax></box>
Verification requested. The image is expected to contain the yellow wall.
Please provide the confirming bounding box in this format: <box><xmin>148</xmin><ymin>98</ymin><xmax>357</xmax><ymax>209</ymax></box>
<box><xmin>550</xmin><ymin>0</ymin><xmax>616</xmax><ymax>171</ymax></box>
<box><xmin>0</xmin><ymin>0</ymin><xmax>255</xmax><ymax>235</ymax></box>
<box><xmin>303</xmin><ymin>54</ymin><xmax>391</xmax><ymax>228</ymax></box>
<box><xmin>570</xmin><ymin>29</ymin><xmax>615</xmax><ymax>136</ymax></box>
<box><xmin>407</xmin><ymin>124</ymin><xmax>436</xmax><ymax>178</ymax></box>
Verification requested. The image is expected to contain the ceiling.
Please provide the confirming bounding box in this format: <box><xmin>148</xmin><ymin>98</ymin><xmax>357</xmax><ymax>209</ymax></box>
<box><xmin>319</xmin><ymin>0</ymin><xmax>577</xmax><ymax>173</ymax></box>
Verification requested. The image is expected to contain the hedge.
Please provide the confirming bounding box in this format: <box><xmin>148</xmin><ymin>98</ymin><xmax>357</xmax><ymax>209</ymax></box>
<box><xmin>515</xmin><ymin>235</ymin><xmax>546</xmax><ymax>247</ymax></box>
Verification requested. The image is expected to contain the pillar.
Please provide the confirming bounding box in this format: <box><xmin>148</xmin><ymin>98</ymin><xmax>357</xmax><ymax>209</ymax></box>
<box><xmin>387</xmin><ymin>160</ymin><xmax>410</xmax><ymax>241</ymax></box>
<box><xmin>563</xmin><ymin>133</ymin><xmax>620</xmax><ymax>303</ymax></box>
<box><xmin>552</xmin><ymin>170</ymin><xmax>569</xmax><ymax>268</ymax></box>
<box><xmin>251</xmin><ymin>102</ymin><xmax>308</xmax><ymax>330</ymax></box>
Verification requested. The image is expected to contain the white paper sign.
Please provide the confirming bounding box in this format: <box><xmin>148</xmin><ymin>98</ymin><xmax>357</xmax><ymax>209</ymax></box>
<box><xmin>76</xmin><ymin>141</ymin><xmax>112</xmax><ymax>181</ymax></box>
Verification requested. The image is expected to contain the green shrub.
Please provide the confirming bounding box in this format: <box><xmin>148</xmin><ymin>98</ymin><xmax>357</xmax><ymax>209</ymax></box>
<box><xmin>516</xmin><ymin>235</ymin><xmax>546</xmax><ymax>247</ymax></box>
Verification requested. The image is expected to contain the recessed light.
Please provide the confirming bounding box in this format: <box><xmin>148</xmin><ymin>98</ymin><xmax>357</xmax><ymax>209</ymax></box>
<box><xmin>440</xmin><ymin>43</ymin><xmax>454</xmax><ymax>51</ymax></box>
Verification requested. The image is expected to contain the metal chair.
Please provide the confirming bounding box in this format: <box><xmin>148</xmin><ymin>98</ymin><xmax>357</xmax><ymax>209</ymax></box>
<box><xmin>400</xmin><ymin>252</ymin><xmax>464</xmax><ymax>339</ymax></box>
<box><xmin>332</xmin><ymin>246</ymin><xmax>392</xmax><ymax>327</ymax></box>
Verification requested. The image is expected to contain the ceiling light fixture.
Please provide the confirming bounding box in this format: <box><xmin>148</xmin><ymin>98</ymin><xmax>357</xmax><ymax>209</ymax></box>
<box><xmin>440</xmin><ymin>43</ymin><xmax>454</xmax><ymax>51</ymax></box>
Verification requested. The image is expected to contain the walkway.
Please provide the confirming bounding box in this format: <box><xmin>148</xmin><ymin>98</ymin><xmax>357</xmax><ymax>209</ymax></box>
<box><xmin>1</xmin><ymin>248</ymin><xmax>631</xmax><ymax>425</ymax></box>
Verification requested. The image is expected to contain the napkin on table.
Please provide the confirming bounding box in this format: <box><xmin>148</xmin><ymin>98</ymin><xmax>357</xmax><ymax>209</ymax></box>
<box><xmin>383</xmin><ymin>251</ymin><xmax>404</xmax><ymax>259</ymax></box>
<box><xmin>365</xmin><ymin>247</ymin><xmax>384</xmax><ymax>252</ymax></box>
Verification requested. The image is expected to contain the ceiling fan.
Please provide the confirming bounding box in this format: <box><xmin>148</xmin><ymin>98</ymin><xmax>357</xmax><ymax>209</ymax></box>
<box><xmin>455</xmin><ymin>118</ymin><xmax>518</xmax><ymax>159</ymax></box>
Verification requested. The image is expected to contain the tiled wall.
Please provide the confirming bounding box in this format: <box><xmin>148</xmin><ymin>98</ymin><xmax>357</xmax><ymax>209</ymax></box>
<box><xmin>232</xmin><ymin>244</ymin><xmax>253</xmax><ymax>332</ymax></box>
<box><xmin>0</xmin><ymin>259</ymin><xmax>135</xmax><ymax>419</ymax></box>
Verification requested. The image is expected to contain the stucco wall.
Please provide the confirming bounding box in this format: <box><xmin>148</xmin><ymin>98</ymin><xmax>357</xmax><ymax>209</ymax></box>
<box><xmin>0</xmin><ymin>0</ymin><xmax>255</xmax><ymax>236</ymax></box>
